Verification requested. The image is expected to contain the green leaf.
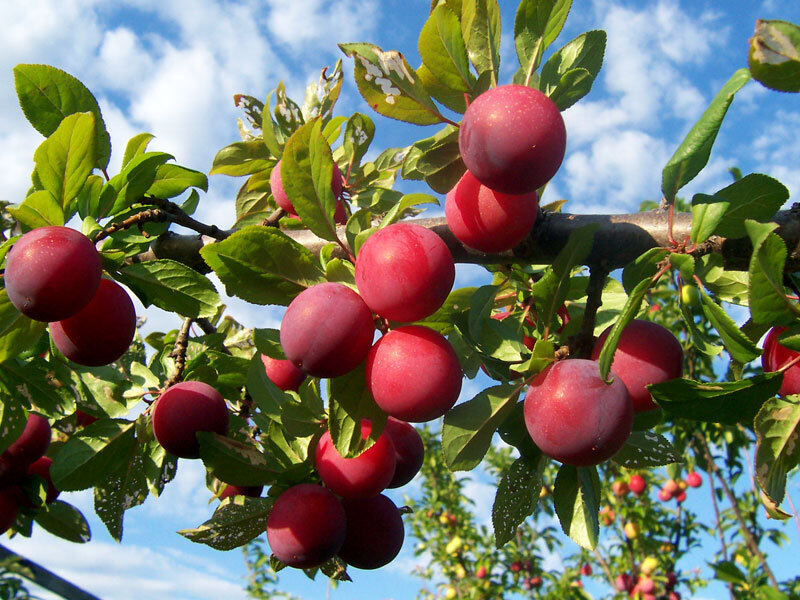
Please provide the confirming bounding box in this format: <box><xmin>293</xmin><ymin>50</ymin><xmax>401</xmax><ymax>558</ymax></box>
<box><xmin>0</xmin><ymin>359</ymin><xmax>74</xmax><ymax>417</ymax></box>
<box><xmin>8</xmin><ymin>190</ymin><xmax>65</xmax><ymax>230</ymax></box>
<box><xmin>13</xmin><ymin>64</ymin><xmax>111</xmax><ymax>169</ymax></box>
<box><xmin>661</xmin><ymin>68</ymin><xmax>751</xmax><ymax>203</ymax></box>
<box><xmin>748</xmin><ymin>20</ymin><xmax>800</xmax><ymax>93</ymax></box>
<box><xmin>116</xmin><ymin>260</ymin><xmax>221</xmax><ymax>319</ymax></box>
<box><xmin>33</xmin><ymin>500</ymin><xmax>91</xmax><ymax>543</ymax></box>
<box><xmin>209</xmin><ymin>141</ymin><xmax>271</xmax><ymax>177</ymax></box>
<box><xmin>99</xmin><ymin>152</ymin><xmax>174</xmax><ymax>217</ymax></box>
<box><xmin>597</xmin><ymin>278</ymin><xmax>651</xmax><ymax>381</ymax></box>
<box><xmin>401</xmin><ymin>124</ymin><xmax>465</xmax><ymax>194</ymax></box>
<box><xmin>301</xmin><ymin>60</ymin><xmax>344</xmax><ymax>123</ymax></box>
<box><xmin>379</xmin><ymin>193</ymin><xmax>439</xmax><ymax>229</ymax></box>
<box><xmin>553</xmin><ymin>464</ymin><xmax>600</xmax><ymax>550</ymax></box>
<box><xmin>414</xmin><ymin>287</ymin><xmax>477</xmax><ymax>335</ymax></box>
<box><xmin>253</xmin><ymin>329</ymin><xmax>285</xmax><ymax>359</ymax></box>
<box><xmin>0</xmin><ymin>290</ymin><xmax>47</xmax><ymax>364</ymax></box>
<box><xmin>281</xmin><ymin>120</ymin><xmax>341</xmax><ymax>242</ymax></box>
<box><xmin>612</xmin><ymin>431</ymin><xmax>681</xmax><ymax>468</ymax></box>
<box><xmin>245</xmin><ymin>355</ymin><xmax>281</xmax><ymax>421</ymax></box>
<box><xmin>200</xmin><ymin>226</ymin><xmax>326</xmax><ymax>306</ymax></box>
<box><xmin>540</xmin><ymin>31</ymin><xmax>605</xmax><ymax>110</ymax></box>
<box><xmin>514</xmin><ymin>0</ymin><xmax>572</xmax><ymax>80</ymax></box>
<box><xmin>621</xmin><ymin>248</ymin><xmax>669</xmax><ymax>295</ymax></box>
<box><xmin>339</xmin><ymin>43</ymin><xmax>446</xmax><ymax>125</ymax></box>
<box><xmin>328</xmin><ymin>363</ymin><xmax>387</xmax><ymax>458</ymax></box>
<box><xmin>691</xmin><ymin>193</ymin><xmax>728</xmax><ymax>244</ymax></box>
<box><xmin>679</xmin><ymin>293</ymin><xmax>723</xmax><ymax>356</ymax></box>
<box><xmin>92</xmin><ymin>439</ymin><xmax>148</xmax><ymax>542</ymax></box>
<box><xmin>197</xmin><ymin>432</ymin><xmax>281</xmax><ymax>486</ymax></box>
<box><xmin>649</xmin><ymin>374</ymin><xmax>782</xmax><ymax>426</ymax></box>
<box><xmin>461</xmin><ymin>0</ymin><xmax>501</xmax><ymax>81</ymax></box>
<box><xmin>122</xmin><ymin>133</ymin><xmax>154</xmax><ymax>168</ymax></box>
<box><xmin>0</xmin><ymin>398</ymin><xmax>27</xmax><ymax>455</ymax></box>
<box><xmin>710</xmin><ymin>561</ymin><xmax>747</xmax><ymax>584</ymax></box>
<box><xmin>147</xmin><ymin>164</ymin><xmax>208</xmax><ymax>198</ymax></box>
<box><xmin>442</xmin><ymin>384</ymin><xmax>520</xmax><ymax>471</ymax></box>
<box><xmin>50</xmin><ymin>419</ymin><xmax>136</xmax><ymax>491</ymax></box>
<box><xmin>33</xmin><ymin>112</ymin><xmax>96</xmax><ymax>210</ymax></box>
<box><xmin>273</xmin><ymin>81</ymin><xmax>304</xmax><ymax>136</ymax></box>
<box><xmin>711</xmin><ymin>174</ymin><xmax>789</xmax><ymax>239</ymax></box>
<box><xmin>419</xmin><ymin>4</ymin><xmax>474</xmax><ymax>93</ymax></box>
<box><xmin>492</xmin><ymin>453</ymin><xmax>546</xmax><ymax>547</ymax></box>
<box><xmin>746</xmin><ymin>220</ymin><xmax>800</xmax><ymax>325</ymax></box>
<box><xmin>343</xmin><ymin>113</ymin><xmax>375</xmax><ymax>168</ymax></box>
<box><xmin>531</xmin><ymin>224</ymin><xmax>597</xmax><ymax>333</ymax></box>
<box><xmin>179</xmin><ymin>497</ymin><xmax>273</xmax><ymax>551</ymax></box>
<box><xmin>698</xmin><ymin>286</ymin><xmax>760</xmax><ymax>364</ymax></box>
<box><xmin>754</xmin><ymin>396</ymin><xmax>800</xmax><ymax>512</ymax></box>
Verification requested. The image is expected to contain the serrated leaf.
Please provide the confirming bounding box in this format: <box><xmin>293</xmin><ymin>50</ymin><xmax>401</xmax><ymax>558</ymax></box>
<box><xmin>200</xmin><ymin>226</ymin><xmax>326</xmax><ymax>306</ymax></box>
<box><xmin>540</xmin><ymin>31</ymin><xmax>605</xmax><ymax>110</ymax></box>
<box><xmin>93</xmin><ymin>440</ymin><xmax>149</xmax><ymax>541</ymax></box>
<box><xmin>691</xmin><ymin>193</ymin><xmax>728</xmax><ymax>244</ymax></box>
<box><xmin>661</xmin><ymin>68</ymin><xmax>751</xmax><ymax>203</ymax></box>
<box><xmin>210</xmin><ymin>141</ymin><xmax>271</xmax><ymax>177</ymax></box>
<box><xmin>612</xmin><ymin>431</ymin><xmax>681</xmax><ymax>468</ymax></box>
<box><xmin>746</xmin><ymin>220</ymin><xmax>800</xmax><ymax>325</ymax></box>
<box><xmin>596</xmin><ymin>278</ymin><xmax>651</xmax><ymax>381</ymax></box>
<box><xmin>50</xmin><ymin>419</ymin><xmax>136</xmax><ymax>491</ymax></box>
<box><xmin>442</xmin><ymin>384</ymin><xmax>519</xmax><ymax>471</ymax></box>
<box><xmin>198</xmin><ymin>432</ymin><xmax>281</xmax><ymax>486</ymax></box>
<box><xmin>122</xmin><ymin>133</ymin><xmax>154</xmax><ymax>168</ymax></box>
<box><xmin>328</xmin><ymin>363</ymin><xmax>387</xmax><ymax>458</ymax></box>
<box><xmin>514</xmin><ymin>0</ymin><xmax>572</xmax><ymax>81</ymax></box>
<box><xmin>419</xmin><ymin>4</ymin><xmax>474</xmax><ymax>93</ymax></box>
<box><xmin>754</xmin><ymin>396</ymin><xmax>800</xmax><ymax>512</ymax></box>
<box><xmin>414</xmin><ymin>287</ymin><xmax>477</xmax><ymax>335</ymax></box>
<box><xmin>698</xmin><ymin>286</ymin><xmax>760</xmax><ymax>364</ymax></box>
<box><xmin>711</xmin><ymin>174</ymin><xmax>789</xmax><ymax>239</ymax></box>
<box><xmin>492</xmin><ymin>453</ymin><xmax>546</xmax><ymax>547</ymax></box>
<box><xmin>100</xmin><ymin>152</ymin><xmax>174</xmax><ymax>217</ymax></box>
<box><xmin>379</xmin><ymin>193</ymin><xmax>438</xmax><ymax>229</ymax></box>
<box><xmin>33</xmin><ymin>500</ymin><xmax>91</xmax><ymax>543</ymax></box>
<box><xmin>116</xmin><ymin>260</ymin><xmax>220</xmax><ymax>319</ymax></box>
<box><xmin>13</xmin><ymin>64</ymin><xmax>111</xmax><ymax>169</ymax></box>
<box><xmin>649</xmin><ymin>374</ymin><xmax>782</xmax><ymax>426</ymax></box>
<box><xmin>7</xmin><ymin>190</ymin><xmax>64</xmax><ymax>230</ymax></box>
<box><xmin>179</xmin><ymin>497</ymin><xmax>273</xmax><ymax>550</ymax></box>
<box><xmin>340</xmin><ymin>43</ymin><xmax>445</xmax><ymax>125</ymax></box>
<box><xmin>749</xmin><ymin>20</ymin><xmax>800</xmax><ymax>93</ymax></box>
<box><xmin>553</xmin><ymin>464</ymin><xmax>600</xmax><ymax>550</ymax></box>
<box><xmin>461</xmin><ymin>0</ymin><xmax>501</xmax><ymax>81</ymax></box>
<box><xmin>147</xmin><ymin>164</ymin><xmax>208</xmax><ymax>198</ymax></box>
<box><xmin>0</xmin><ymin>398</ymin><xmax>27</xmax><ymax>455</ymax></box>
<box><xmin>0</xmin><ymin>290</ymin><xmax>47</xmax><ymax>364</ymax></box>
<box><xmin>343</xmin><ymin>113</ymin><xmax>375</xmax><ymax>169</ymax></box>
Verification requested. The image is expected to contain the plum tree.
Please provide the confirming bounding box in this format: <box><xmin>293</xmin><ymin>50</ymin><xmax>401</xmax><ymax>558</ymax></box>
<box><xmin>354</xmin><ymin>222</ymin><xmax>455</xmax><ymax>322</ymax></box>
<box><xmin>365</xmin><ymin>325</ymin><xmax>463</xmax><ymax>422</ymax></box>
<box><xmin>266</xmin><ymin>483</ymin><xmax>346</xmax><ymax>568</ymax></box>
<box><xmin>458</xmin><ymin>85</ymin><xmax>566</xmax><ymax>195</ymax></box>
<box><xmin>591</xmin><ymin>319</ymin><xmax>683</xmax><ymax>412</ymax></box>
<box><xmin>260</xmin><ymin>355</ymin><xmax>306</xmax><ymax>391</ymax></box>
<box><xmin>383</xmin><ymin>417</ymin><xmax>425</xmax><ymax>488</ymax></box>
<box><xmin>152</xmin><ymin>381</ymin><xmax>229</xmax><ymax>459</ymax></box>
<box><xmin>445</xmin><ymin>170</ymin><xmax>539</xmax><ymax>253</ymax></box>
<box><xmin>315</xmin><ymin>420</ymin><xmax>396</xmax><ymax>498</ymax></box>
<box><xmin>761</xmin><ymin>326</ymin><xmax>800</xmax><ymax>396</ymax></box>
<box><xmin>280</xmin><ymin>282</ymin><xmax>374</xmax><ymax>378</ymax></box>
<box><xmin>49</xmin><ymin>278</ymin><xmax>137</xmax><ymax>367</ymax></box>
<box><xmin>338</xmin><ymin>494</ymin><xmax>405</xmax><ymax>570</ymax></box>
<box><xmin>4</xmin><ymin>226</ymin><xmax>101</xmax><ymax>322</ymax></box>
<box><xmin>524</xmin><ymin>359</ymin><xmax>633</xmax><ymax>466</ymax></box>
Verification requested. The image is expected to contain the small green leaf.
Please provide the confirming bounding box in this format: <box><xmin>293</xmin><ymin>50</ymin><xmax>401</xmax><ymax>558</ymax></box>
<box><xmin>748</xmin><ymin>20</ymin><xmax>800</xmax><ymax>93</ymax></box>
<box><xmin>621</xmin><ymin>248</ymin><xmax>668</xmax><ymax>295</ymax></box>
<box><xmin>540</xmin><ymin>31</ymin><xmax>605</xmax><ymax>110</ymax></box>
<box><xmin>33</xmin><ymin>500</ymin><xmax>91</xmax><ymax>543</ymax></box>
<box><xmin>147</xmin><ymin>164</ymin><xmax>208</xmax><ymax>198</ymax></box>
<box><xmin>442</xmin><ymin>384</ymin><xmax>520</xmax><ymax>471</ymax></box>
<box><xmin>122</xmin><ymin>133</ymin><xmax>154</xmax><ymax>168</ymax></box>
<box><xmin>419</xmin><ymin>4</ymin><xmax>475</xmax><ymax>93</ymax></box>
<box><xmin>328</xmin><ymin>363</ymin><xmax>387</xmax><ymax>458</ymax></box>
<box><xmin>514</xmin><ymin>0</ymin><xmax>572</xmax><ymax>81</ymax></box>
<box><xmin>414</xmin><ymin>287</ymin><xmax>477</xmax><ymax>335</ymax></box>
<box><xmin>553</xmin><ymin>464</ymin><xmax>600</xmax><ymax>550</ymax></box>
<box><xmin>754</xmin><ymin>396</ymin><xmax>800</xmax><ymax>512</ymax></box>
<box><xmin>712</xmin><ymin>174</ymin><xmax>789</xmax><ymax>239</ymax></box>
<box><xmin>343</xmin><ymin>113</ymin><xmax>375</xmax><ymax>168</ymax></box>
<box><xmin>0</xmin><ymin>398</ymin><xmax>27</xmax><ymax>455</ymax></box>
<box><xmin>99</xmin><ymin>152</ymin><xmax>174</xmax><ymax>217</ymax></box>
<box><xmin>13</xmin><ymin>64</ymin><xmax>111</xmax><ymax>169</ymax></box>
<box><xmin>301</xmin><ymin>60</ymin><xmax>344</xmax><ymax>122</ymax></box>
<box><xmin>179</xmin><ymin>497</ymin><xmax>273</xmax><ymax>550</ymax></box>
<box><xmin>649</xmin><ymin>374</ymin><xmax>782</xmax><ymax>426</ymax></box>
<box><xmin>691</xmin><ymin>193</ymin><xmax>728</xmax><ymax>244</ymax></box>
<box><xmin>661</xmin><ymin>69</ymin><xmax>751</xmax><ymax>203</ymax></box>
<box><xmin>597</xmin><ymin>277</ymin><xmax>651</xmax><ymax>380</ymax></box>
<box><xmin>339</xmin><ymin>43</ymin><xmax>446</xmax><ymax>125</ymax></box>
<box><xmin>0</xmin><ymin>290</ymin><xmax>47</xmax><ymax>364</ymax></box>
<box><xmin>8</xmin><ymin>191</ymin><xmax>65</xmax><ymax>230</ymax></box>
<box><xmin>379</xmin><ymin>193</ymin><xmax>439</xmax><ymax>229</ymax></box>
<box><xmin>209</xmin><ymin>141</ymin><xmax>271</xmax><ymax>177</ymax></box>
<box><xmin>492</xmin><ymin>453</ymin><xmax>546</xmax><ymax>547</ymax></box>
<box><xmin>116</xmin><ymin>260</ymin><xmax>221</xmax><ymax>319</ymax></box>
<box><xmin>198</xmin><ymin>432</ymin><xmax>282</xmax><ymax>486</ymax></box>
<box><xmin>746</xmin><ymin>220</ymin><xmax>800</xmax><ymax>325</ymax></box>
<box><xmin>710</xmin><ymin>561</ymin><xmax>747</xmax><ymax>584</ymax></box>
<box><xmin>461</xmin><ymin>0</ymin><xmax>501</xmax><ymax>81</ymax></box>
<box><xmin>612</xmin><ymin>431</ymin><xmax>681</xmax><ymax>468</ymax></box>
<box><xmin>401</xmin><ymin>124</ymin><xmax>465</xmax><ymax>194</ymax></box>
<box><xmin>200</xmin><ymin>226</ymin><xmax>326</xmax><ymax>306</ymax></box>
<box><xmin>698</xmin><ymin>286</ymin><xmax>760</xmax><ymax>364</ymax></box>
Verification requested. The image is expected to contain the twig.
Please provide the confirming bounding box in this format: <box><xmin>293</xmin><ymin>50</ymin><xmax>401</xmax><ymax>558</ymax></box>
<box><xmin>164</xmin><ymin>317</ymin><xmax>193</xmax><ymax>388</ymax></box>
<box><xmin>572</xmin><ymin>265</ymin><xmax>607</xmax><ymax>359</ymax></box>
<box><xmin>93</xmin><ymin>208</ymin><xmax>168</xmax><ymax>242</ymax></box>
<box><xmin>785</xmin><ymin>491</ymin><xmax>800</xmax><ymax>544</ymax></box>
<box><xmin>259</xmin><ymin>208</ymin><xmax>286</xmax><ymax>227</ymax></box>
<box><xmin>146</xmin><ymin>196</ymin><xmax>229</xmax><ymax>240</ymax></box>
<box><xmin>590</xmin><ymin>546</ymin><xmax>616</xmax><ymax>590</ymax></box>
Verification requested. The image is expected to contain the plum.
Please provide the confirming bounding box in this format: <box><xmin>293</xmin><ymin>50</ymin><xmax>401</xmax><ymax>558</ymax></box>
<box><xmin>23</xmin><ymin>456</ymin><xmax>59</xmax><ymax>505</ymax></box>
<box><xmin>0</xmin><ymin>489</ymin><xmax>18</xmax><ymax>534</ymax></box>
<box><xmin>366</xmin><ymin>326</ymin><xmax>462</xmax><ymax>423</ymax></box>
<box><xmin>524</xmin><ymin>359</ymin><xmax>633</xmax><ymax>466</ymax></box>
<box><xmin>270</xmin><ymin>159</ymin><xmax>345</xmax><ymax>222</ymax></box>
<box><xmin>384</xmin><ymin>417</ymin><xmax>425</xmax><ymax>488</ymax></box>
<box><xmin>4</xmin><ymin>226</ymin><xmax>101</xmax><ymax>322</ymax></box>
<box><xmin>280</xmin><ymin>283</ymin><xmax>374</xmax><ymax>378</ymax></box>
<box><xmin>261</xmin><ymin>355</ymin><xmax>306</xmax><ymax>391</ymax></box>
<box><xmin>152</xmin><ymin>381</ymin><xmax>229</xmax><ymax>459</ymax></box>
<box><xmin>50</xmin><ymin>278</ymin><xmax>136</xmax><ymax>366</ymax></box>
<box><xmin>458</xmin><ymin>85</ymin><xmax>566</xmax><ymax>195</ymax></box>
<box><xmin>3</xmin><ymin>413</ymin><xmax>51</xmax><ymax>467</ymax></box>
<box><xmin>762</xmin><ymin>326</ymin><xmax>800</xmax><ymax>396</ymax></box>
<box><xmin>338</xmin><ymin>494</ymin><xmax>405</xmax><ymax>570</ymax></box>
<box><xmin>218</xmin><ymin>484</ymin><xmax>263</xmax><ymax>500</ymax></box>
<box><xmin>266</xmin><ymin>483</ymin><xmax>346</xmax><ymax>568</ymax></box>
<box><xmin>354</xmin><ymin>223</ymin><xmax>454</xmax><ymax>323</ymax></box>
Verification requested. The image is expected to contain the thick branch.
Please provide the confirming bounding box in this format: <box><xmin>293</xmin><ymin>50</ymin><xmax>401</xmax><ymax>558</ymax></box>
<box><xmin>128</xmin><ymin>208</ymin><xmax>800</xmax><ymax>272</ymax></box>
<box><xmin>0</xmin><ymin>545</ymin><xmax>101</xmax><ymax>600</ymax></box>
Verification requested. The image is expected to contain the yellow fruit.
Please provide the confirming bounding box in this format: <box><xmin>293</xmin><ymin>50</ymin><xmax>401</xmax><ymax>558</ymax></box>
<box><xmin>678</xmin><ymin>479</ymin><xmax>688</xmax><ymax>491</ymax></box>
<box><xmin>439</xmin><ymin>513</ymin><xmax>451</xmax><ymax>525</ymax></box>
<box><xmin>445</xmin><ymin>586</ymin><xmax>457</xmax><ymax>599</ymax></box>
<box><xmin>681</xmin><ymin>284</ymin><xmax>701</xmax><ymax>307</ymax></box>
<box><xmin>624</xmin><ymin>521</ymin><xmax>640</xmax><ymax>539</ymax></box>
<box><xmin>455</xmin><ymin>565</ymin><xmax>466</xmax><ymax>579</ymax></box>
<box><xmin>640</xmin><ymin>556</ymin><xmax>658</xmax><ymax>575</ymax></box>
<box><xmin>446</xmin><ymin>536</ymin><xmax>463</xmax><ymax>555</ymax></box>
<box><xmin>539</xmin><ymin>486</ymin><xmax>549</xmax><ymax>498</ymax></box>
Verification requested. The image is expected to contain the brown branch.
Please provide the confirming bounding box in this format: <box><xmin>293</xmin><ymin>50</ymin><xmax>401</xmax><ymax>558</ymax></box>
<box><xmin>259</xmin><ymin>207</ymin><xmax>286</xmax><ymax>227</ymax></box>
<box><xmin>572</xmin><ymin>265</ymin><xmax>607</xmax><ymax>359</ymax></box>
<box><xmin>145</xmin><ymin>196</ymin><xmax>229</xmax><ymax>240</ymax></box>
<box><xmin>164</xmin><ymin>317</ymin><xmax>193</xmax><ymax>388</ymax></box>
<box><xmin>93</xmin><ymin>208</ymin><xmax>168</xmax><ymax>242</ymax></box>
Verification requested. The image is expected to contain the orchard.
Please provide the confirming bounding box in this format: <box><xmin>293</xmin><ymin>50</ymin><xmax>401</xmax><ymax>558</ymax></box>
<box><xmin>0</xmin><ymin>1</ymin><xmax>799</xmax><ymax>600</ymax></box>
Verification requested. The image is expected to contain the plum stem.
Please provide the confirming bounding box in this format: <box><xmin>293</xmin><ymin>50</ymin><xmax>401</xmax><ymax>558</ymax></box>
<box><xmin>164</xmin><ymin>317</ymin><xmax>193</xmax><ymax>389</ymax></box>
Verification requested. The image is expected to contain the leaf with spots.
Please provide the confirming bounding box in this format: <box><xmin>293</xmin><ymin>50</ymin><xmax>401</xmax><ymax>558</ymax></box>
<box><xmin>492</xmin><ymin>452</ymin><xmax>547</xmax><ymax>547</ymax></box>
<box><xmin>755</xmin><ymin>396</ymin><xmax>800</xmax><ymax>517</ymax></box>
<box><xmin>93</xmin><ymin>439</ymin><xmax>148</xmax><ymax>542</ymax></box>
<box><xmin>612</xmin><ymin>431</ymin><xmax>681</xmax><ymax>469</ymax></box>
<box><xmin>33</xmin><ymin>500</ymin><xmax>91</xmax><ymax>543</ymax></box>
<box><xmin>197</xmin><ymin>432</ymin><xmax>282</xmax><ymax>487</ymax></box>
<box><xmin>179</xmin><ymin>497</ymin><xmax>273</xmax><ymax>551</ymax></box>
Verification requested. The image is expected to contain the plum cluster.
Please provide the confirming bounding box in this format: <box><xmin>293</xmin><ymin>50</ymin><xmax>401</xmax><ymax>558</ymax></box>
<box><xmin>524</xmin><ymin>319</ymin><xmax>683</xmax><ymax>466</ymax></box>
<box><xmin>0</xmin><ymin>413</ymin><xmax>58</xmax><ymax>533</ymax></box>
<box><xmin>5</xmin><ymin>226</ymin><xmax>136</xmax><ymax>366</ymax></box>
<box><xmin>445</xmin><ymin>85</ymin><xmax>567</xmax><ymax>254</ymax></box>
<box><xmin>263</xmin><ymin>220</ymin><xmax>464</xmax><ymax>571</ymax></box>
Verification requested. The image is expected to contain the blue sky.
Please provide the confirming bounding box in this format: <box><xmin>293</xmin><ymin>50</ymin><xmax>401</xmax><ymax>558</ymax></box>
<box><xmin>1</xmin><ymin>1</ymin><xmax>799</xmax><ymax>599</ymax></box>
